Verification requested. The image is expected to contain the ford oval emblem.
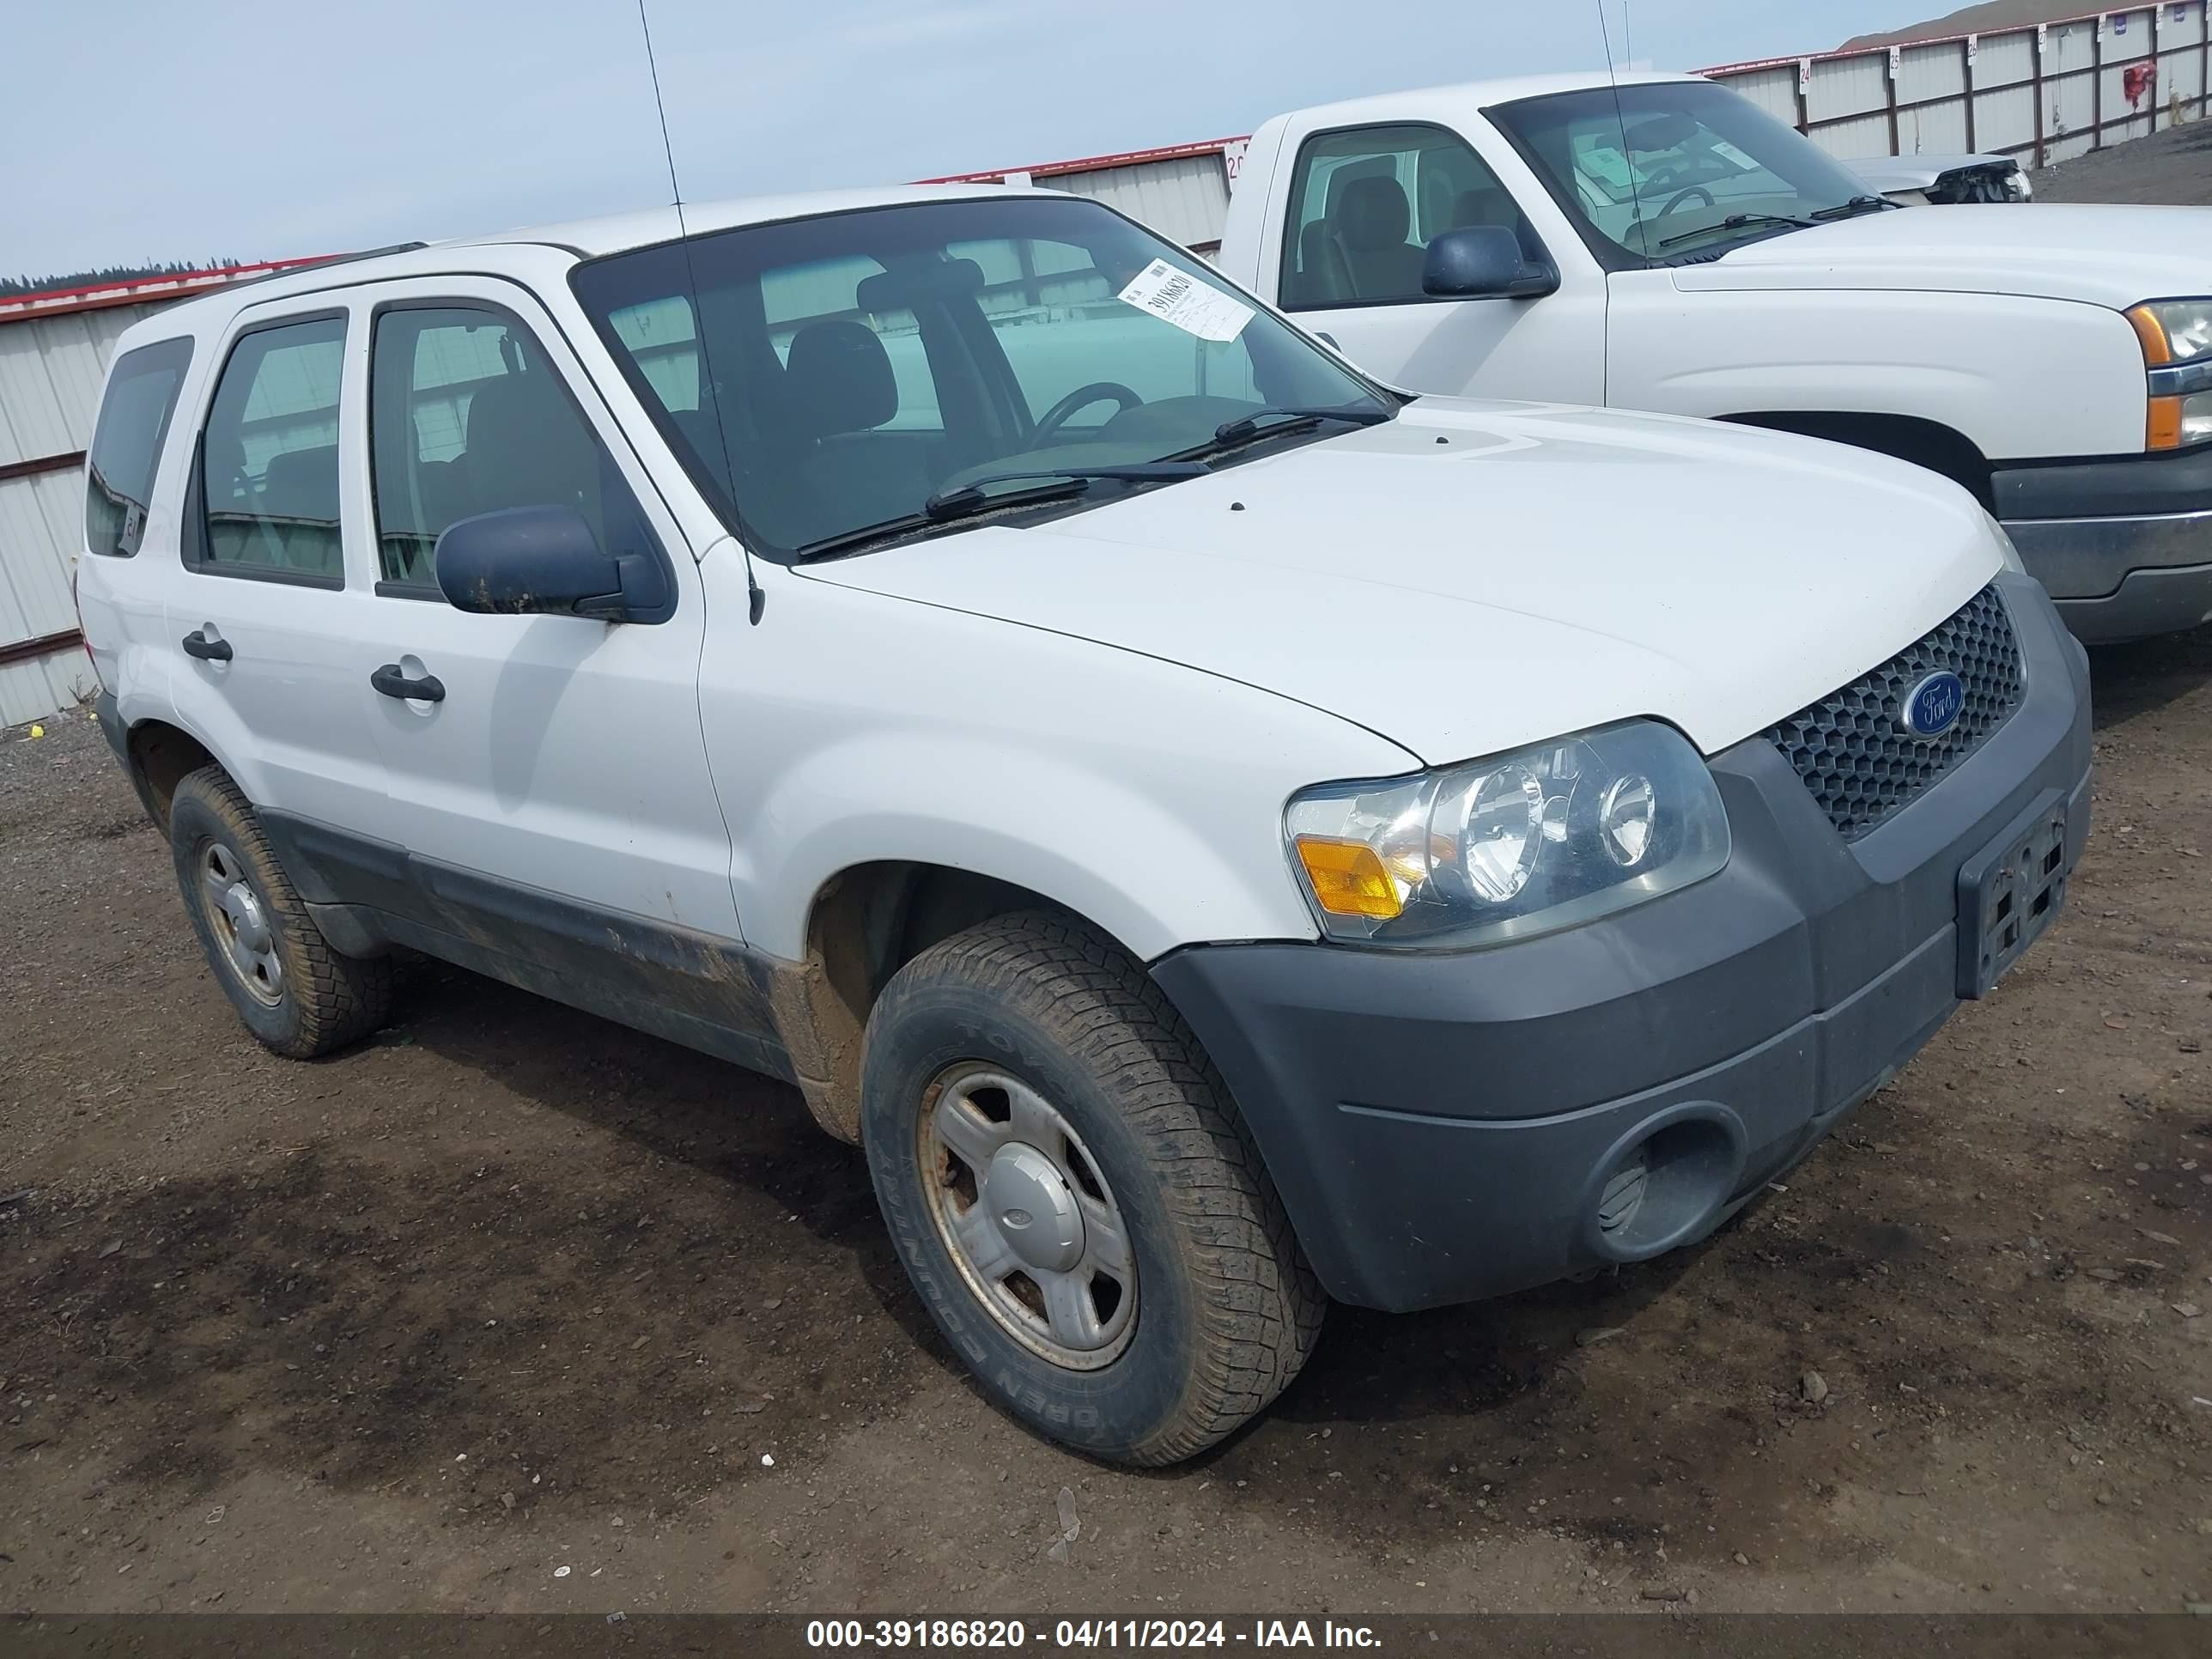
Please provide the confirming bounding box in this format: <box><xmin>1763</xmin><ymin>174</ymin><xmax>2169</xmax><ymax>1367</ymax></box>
<box><xmin>1900</xmin><ymin>670</ymin><xmax>1966</xmax><ymax>738</ymax></box>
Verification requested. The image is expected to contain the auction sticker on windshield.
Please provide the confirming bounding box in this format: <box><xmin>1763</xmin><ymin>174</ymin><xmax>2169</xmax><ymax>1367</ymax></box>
<box><xmin>1117</xmin><ymin>258</ymin><xmax>1254</xmax><ymax>343</ymax></box>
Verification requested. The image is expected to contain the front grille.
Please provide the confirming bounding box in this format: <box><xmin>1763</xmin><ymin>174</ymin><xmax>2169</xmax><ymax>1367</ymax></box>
<box><xmin>1764</xmin><ymin>583</ymin><xmax>2023</xmax><ymax>842</ymax></box>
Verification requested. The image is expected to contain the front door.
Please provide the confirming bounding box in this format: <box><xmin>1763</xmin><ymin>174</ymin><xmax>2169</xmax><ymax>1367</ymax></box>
<box><xmin>336</xmin><ymin>278</ymin><xmax>750</xmax><ymax>1025</ymax></box>
<box><xmin>1271</xmin><ymin>120</ymin><xmax>1606</xmax><ymax>405</ymax></box>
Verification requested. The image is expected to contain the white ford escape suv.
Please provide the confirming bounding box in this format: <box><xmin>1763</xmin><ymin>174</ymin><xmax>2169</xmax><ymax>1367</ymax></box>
<box><xmin>76</xmin><ymin>185</ymin><xmax>2092</xmax><ymax>1464</ymax></box>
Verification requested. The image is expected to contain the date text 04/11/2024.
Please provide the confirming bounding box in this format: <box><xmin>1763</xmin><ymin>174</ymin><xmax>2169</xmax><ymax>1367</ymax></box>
<box><xmin>804</xmin><ymin>1620</ymin><xmax>1382</xmax><ymax>1649</ymax></box>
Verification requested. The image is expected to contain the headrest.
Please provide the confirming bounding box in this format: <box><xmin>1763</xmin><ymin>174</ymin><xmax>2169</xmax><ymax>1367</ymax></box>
<box><xmin>1338</xmin><ymin>175</ymin><xmax>1412</xmax><ymax>251</ymax></box>
<box><xmin>258</xmin><ymin>446</ymin><xmax>337</xmax><ymax>519</ymax></box>
<box><xmin>784</xmin><ymin>319</ymin><xmax>896</xmax><ymax>436</ymax></box>
<box><xmin>464</xmin><ymin>371</ymin><xmax>597</xmax><ymax>515</ymax></box>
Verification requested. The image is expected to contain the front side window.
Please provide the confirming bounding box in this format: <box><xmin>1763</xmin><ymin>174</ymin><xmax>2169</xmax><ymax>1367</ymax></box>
<box><xmin>85</xmin><ymin>337</ymin><xmax>193</xmax><ymax>557</ymax></box>
<box><xmin>368</xmin><ymin>305</ymin><xmax>656</xmax><ymax>589</ymax></box>
<box><xmin>1278</xmin><ymin>123</ymin><xmax>1533</xmax><ymax>309</ymax></box>
<box><xmin>572</xmin><ymin>194</ymin><xmax>1388</xmax><ymax>560</ymax></box>
<box><xmin>1489</xmin><ymin>82</ymin><xmax>1885</xmax><ymax>264</ymax></box>
<box><xmin>197</xmin><ymin>316</ymin><xmax>346</xmax><ymax>581</ymax></box>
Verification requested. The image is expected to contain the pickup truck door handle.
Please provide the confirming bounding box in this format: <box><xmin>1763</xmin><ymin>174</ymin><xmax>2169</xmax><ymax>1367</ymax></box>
<box><xmin>370</xmin><ymin>663</ymin><xmax>447</xmax><ymax>702</ymax></box>
<box><xmin>180</xmin><ymin>629</ymin><xmax>233</xmax><ymax>662</ymax></box>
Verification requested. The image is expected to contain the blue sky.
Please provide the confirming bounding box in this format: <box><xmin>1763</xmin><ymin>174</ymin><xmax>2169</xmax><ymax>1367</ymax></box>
<box><xmin>3</xmin><ymin>1</ymin><xmax>1927</xmax><ymax>275</ymax></box>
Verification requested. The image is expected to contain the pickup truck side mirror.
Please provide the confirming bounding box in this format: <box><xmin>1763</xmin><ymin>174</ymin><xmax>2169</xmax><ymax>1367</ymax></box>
<box><xmin>1422</xmin><ymin>227</ymin><xmax>1560</xmax><ymax>301</ymax></box>
<box><xmin>434</xmin><ymin>504</ymin><xmax>670</xmax><ymax>623</ymax></box>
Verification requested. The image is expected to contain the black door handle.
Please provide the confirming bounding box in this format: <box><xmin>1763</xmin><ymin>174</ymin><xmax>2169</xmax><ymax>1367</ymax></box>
<box><xmin>371</xmin><ymin>663</ymin><xmax>446</xmax><ymax>702</ymax></box>
<box><xmin>180</xmin><ymin>629</ymin><xmax>233</xmax><ymax>662</ymax></box>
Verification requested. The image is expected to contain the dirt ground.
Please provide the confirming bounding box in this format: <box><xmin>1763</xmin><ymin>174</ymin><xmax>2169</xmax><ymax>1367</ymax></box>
<box><xmin>7</xmin><ymin>143</ymin><xmax>2212</xmax><ymax>1620</ymax></box>
<box><xmin>2033</xmin><ymin>121</ymin><xmax>2212</xmax><ymax>204</ymax></box>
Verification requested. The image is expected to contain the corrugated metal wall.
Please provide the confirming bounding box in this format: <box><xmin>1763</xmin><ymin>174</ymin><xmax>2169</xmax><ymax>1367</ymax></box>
<box><xmin>1705</xmin><ymin>2</ymin><xmax>2212</xmax><ymax>167</ymax></box>
<box><xmin>0</xmin><ymin>302</ymin><xmax>167</xmax><ymax>727</ymax></box>
<box><xmin>1043</xmin><ymin>154</ymin><xmax>1232</xmax><ymax>251</ymax></box>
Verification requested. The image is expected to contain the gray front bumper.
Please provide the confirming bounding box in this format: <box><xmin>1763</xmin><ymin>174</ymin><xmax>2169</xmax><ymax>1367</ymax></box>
<box><xmin>1996</xmin><ymin>444</ymin><xmax>2212</xmax><ymax>642</ymax></box>
<box><xmin>1154</xmin><ymin>576</ymin><xmax>2093</xmax><ymax>1312</ymax></box>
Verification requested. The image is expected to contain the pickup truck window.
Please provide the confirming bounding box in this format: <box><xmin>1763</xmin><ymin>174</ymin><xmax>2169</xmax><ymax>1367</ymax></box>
<box><xmin>1490</xmin><ymin>82</ymin><xmax>1883</xmax><ymax>266</ymax></box>
<box><xmin>572</xmin><ymin>195</ymin><xmax>1386</xmax><ymax>560</ymax></box>
<box><xmin>84</xmin><ymin>337</ymin><xmax>192</xmax><ymax>558</ymax></box>
<box><xmin>367</xmin><ymin>303</ymin><xmax>657</xmax><ymax>592</ymax></box>
<box><xmin>1279</xmin><ymin>123</ymin><xmax>1534</xmax><ymax>310</ymax></box>
<box><xmin>194</xmin><ymin>315</ymin><xmax>347</xmax><ymax>585</ymax></box>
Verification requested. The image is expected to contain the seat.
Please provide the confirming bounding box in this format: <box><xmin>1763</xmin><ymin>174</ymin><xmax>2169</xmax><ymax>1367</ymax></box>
<box><xmin>1293</xmin><ymin>219</ymin><xmax>1353</xmax><ymax>307</ymax></box>
<box><xmin>256</xmin><ymin>445</ymin><xmax>342</xmax><ymax>575</ymax></box>
<box><xmin>779</xmin><ymin>319</ymin><xmax>933</xmax><ymax>533</ymax></box>
<box><xmin>459</xmin><ymin>370</ymin><xmax>604</xmax><ymax>532</ymax></box>
<box><xmin>1333</xmin><ymin>175</ymin><xmax>1428</xmax><ymax>300</ymax></box>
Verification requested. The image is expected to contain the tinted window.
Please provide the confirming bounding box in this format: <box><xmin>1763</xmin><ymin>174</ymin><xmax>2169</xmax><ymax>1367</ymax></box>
<box><xmin>572</xmin><ymin>195</ymin><xmax>1385</xmax><ymax>559</ymax></box>
<box><xmin>84</xmin><ymin>337</ymin><xmax>192</xmax><ymax>557</ymax></box>
<box><xmin>368</xmin><ymin>305</ymin><xmax>657</xmax><ymax>588</ymax></box>
<box><xmin>198</xmin><ymin>316</ymin><xmax>346</xmax><ymax>581</ymax></box>
<box><xmin>1278</xmin><ymin>124</ymin><xmax>1530</xmax><ymax>308</ymax></box>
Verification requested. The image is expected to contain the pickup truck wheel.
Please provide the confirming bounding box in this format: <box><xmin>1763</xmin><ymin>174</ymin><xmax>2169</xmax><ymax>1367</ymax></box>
<box><xmin>861</xmin><ymin>911</ymin><xmax>1323</xmax><ymax>1465</ymax></box>
<box><xmin>168</xmin><ymin>767</ymin><xmax>392</xmax><ymax>1059</ymax></box>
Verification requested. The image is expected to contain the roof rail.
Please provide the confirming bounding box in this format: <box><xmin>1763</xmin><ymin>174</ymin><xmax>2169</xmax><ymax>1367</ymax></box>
<box><xmin>215</xmin><ymin>241</ymin><xmax>429</xmax><ymax>293</ymax></box>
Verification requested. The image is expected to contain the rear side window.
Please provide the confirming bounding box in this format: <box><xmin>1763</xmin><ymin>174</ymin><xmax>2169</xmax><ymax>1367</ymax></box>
<box><xmin>367</xmin><ymin>304</ymin><xmax>657</xmax><ymax>591</ymax></box>
<box><xmin>195</xmin><ymin>314</ymin><xmax>347</xmax><ymax>584</ymax></box>
<box><xmin>84</xmin><ymin>337</ymin><xmax>193</xmax><ymax>557</ymax></box>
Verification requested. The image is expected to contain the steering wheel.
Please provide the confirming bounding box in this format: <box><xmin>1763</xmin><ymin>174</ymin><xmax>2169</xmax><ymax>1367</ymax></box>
<box><xmin>1033</xmin><ymin>381</ymin><xmax>1143</xmax><ymax>440</ymax></box>
<box><xmin>1657</xmin><ymin>185</ymin><xmax>1717</xmax><ymax>217</ymax></box>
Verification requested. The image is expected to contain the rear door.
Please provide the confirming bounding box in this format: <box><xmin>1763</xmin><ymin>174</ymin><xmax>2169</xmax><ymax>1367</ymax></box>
<box><xmin>343</xmin><ymin>276</ymin><xmax>742</xmax><ymax>953</ymax></box>
<box><xmin>1270</xmin><ymin>119</ymin><xmax>1606</xmax><ymax>404</ymax></box>
<box><xmin>160</xmin><ymin>302</ymin><xmax>394</xmax><ymax>838</ymax></box>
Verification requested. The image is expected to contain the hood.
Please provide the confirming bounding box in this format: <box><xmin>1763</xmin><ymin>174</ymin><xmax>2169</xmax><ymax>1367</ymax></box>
<box><xmin>794</xmin><ymin>400</ymin><xmax>2002</xmax><ymax>765</ymax></box>
<box><xmin>1671</xmin><ymin>204</ymin><xmax>2212</xmax><ymax>310</ymax></box>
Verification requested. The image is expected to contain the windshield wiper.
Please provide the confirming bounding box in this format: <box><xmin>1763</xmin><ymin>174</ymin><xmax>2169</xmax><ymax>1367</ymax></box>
<box><xmin>795</xmin><ymin>465</ymin><xmax>1208</xmax><ymax>560</ymax></box>
<box><xmin>1207</xmin><ymin>404</ymin><xmax>1394</xmax><ymax>448</ymax></box>
<box><xmin>922</xmin><ymin>463</ymin><xmax>1207</xmax><ymax>520</ymax></box>
<box><xmin>1656</xmin><ymin>210</ymin><xmax>1816</xmax><ymax>251</ymax></box>
<box><xmin>1810</xmin><ymin>193</ymin><xmax>1899</xmax><ymax>222</ymax></box>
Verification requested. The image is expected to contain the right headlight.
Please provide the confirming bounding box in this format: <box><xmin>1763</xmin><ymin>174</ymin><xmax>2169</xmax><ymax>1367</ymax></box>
<box><xmin>2126</xmin><ymin>299</ymin><xmax>2212</xmax><ymax>449</ymax></box>
<box><xmin>1285</xmin><ymin>719</ymin><xmax>1730</xmax><ymax>949</ymax></box>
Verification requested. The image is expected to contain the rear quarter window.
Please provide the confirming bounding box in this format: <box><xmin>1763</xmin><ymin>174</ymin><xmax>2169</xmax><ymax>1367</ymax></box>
<box><xmin>84</xmin><ymin>337</ymin><xmax>194</xmax><ymax>557</ymax></box>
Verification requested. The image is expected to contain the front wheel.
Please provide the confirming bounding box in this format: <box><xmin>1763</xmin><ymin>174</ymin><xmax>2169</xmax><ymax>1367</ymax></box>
<box><xmin>861</xmin><ymin>911</ymin><xmax>1322</xmax><ymax>1464</ymax></box>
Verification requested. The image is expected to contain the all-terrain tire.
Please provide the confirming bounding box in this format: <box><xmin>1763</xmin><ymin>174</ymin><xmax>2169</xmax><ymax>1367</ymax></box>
<box><xmin>861</xmin><ymin>909</ymin><xmax>1324</xmax><ymax>1465</ymax></box>
<box><xmin>168</xmin><ymin>766</ymin><xmax>392</xmax><ymax>1058</ymax></box>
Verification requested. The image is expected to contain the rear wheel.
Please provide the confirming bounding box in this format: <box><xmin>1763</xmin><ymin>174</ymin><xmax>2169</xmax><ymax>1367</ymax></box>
<box><xmin>169</xmin><ymin>767</ymin><xmax>392</xmax><ymax>1058</ymax></box>
<box><xmin>861</xmin><ymin>911</ymin><xmax>1322</xmax><ymax>1464</ymax></box>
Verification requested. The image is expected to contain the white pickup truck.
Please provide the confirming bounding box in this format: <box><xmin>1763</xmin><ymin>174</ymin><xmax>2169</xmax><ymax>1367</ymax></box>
<box><xmin>1216</xmin><ymin>70</ymin><xmax>2212</xmax><ymax>642</ymax></box>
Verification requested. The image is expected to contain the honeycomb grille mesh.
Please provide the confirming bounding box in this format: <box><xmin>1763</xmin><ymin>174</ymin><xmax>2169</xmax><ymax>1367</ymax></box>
<box><xmin>1764</xmin><ymin>584</ymin><xmax>2023</xmax><ymax>842</ymax></box>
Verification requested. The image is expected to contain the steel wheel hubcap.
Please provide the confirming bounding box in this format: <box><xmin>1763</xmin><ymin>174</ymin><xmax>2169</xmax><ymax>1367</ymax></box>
<box><xmin>200</xmin><ymin>842</ymin><xmax>283</xmax><ymax>1006</ymax></box>
<box><xmin>921</xmin><ymin>1065</ymin><xmax>1137</xmax><ymax>1370</ymax></box>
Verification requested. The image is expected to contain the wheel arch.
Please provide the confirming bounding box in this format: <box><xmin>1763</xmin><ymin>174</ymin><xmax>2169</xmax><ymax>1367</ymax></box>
<box><xmin>1719</xmin><ymin>410</ymin><xmax>1996</xmax><ymax>509</ymax></box>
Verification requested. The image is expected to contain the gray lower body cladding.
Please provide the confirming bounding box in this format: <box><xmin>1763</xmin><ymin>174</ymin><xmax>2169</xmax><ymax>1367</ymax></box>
<box><xmin>1152</xmin><ymin>575</ymin><xmax>2094</xmax><ymax>1313</ymax></box>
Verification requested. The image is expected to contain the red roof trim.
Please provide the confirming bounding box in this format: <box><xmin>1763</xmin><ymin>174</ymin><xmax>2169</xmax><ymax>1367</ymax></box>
<box><xmin>915</xmin><ymin>136</ymin><xmax>1249</xmax><ymax>184</ymax></box>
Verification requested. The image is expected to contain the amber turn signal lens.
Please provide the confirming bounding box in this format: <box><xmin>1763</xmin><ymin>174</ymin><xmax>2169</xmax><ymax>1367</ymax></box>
<box><xmin>1294</xmin><ymin>836</ymin><xmax>1404</xmax><ymax>920</ymax></box>
<box><xmin>2128</xmin><ymin>305</ymin><xmax>2173</xmax><ymax>368</ymax></box>
<box><xmin>2149</xmin><ymin>395</ymin><xmax>2185</xmax><ymax>452</ymax></box>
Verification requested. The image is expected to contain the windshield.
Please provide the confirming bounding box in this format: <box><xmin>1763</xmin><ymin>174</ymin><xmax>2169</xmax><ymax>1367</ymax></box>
<box><xmin>1489</xmin><ymin>81</ymin><xmax>1882</xmax><ymax>264</ymax></box>
<box><xmin>571</xmin><ymin>196</ymin><xmax>1388</xmax><ymax>558</ymax></box>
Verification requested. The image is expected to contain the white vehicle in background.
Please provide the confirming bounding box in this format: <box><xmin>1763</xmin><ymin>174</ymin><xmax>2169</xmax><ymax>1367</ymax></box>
<box><xmin>1218</xmin><ymin>70</ymin><xmax>2212</xmax><ymax>642</ymax></box>
<box><xmin>1847</xmin><ymin>153</ymin><xmax>2032</xmax><ymax>205</ymax></box>
<box><xmin>76</xmin><ymin>182</ymin><xmax>2090</xmax><ymax>1464</ymax></box>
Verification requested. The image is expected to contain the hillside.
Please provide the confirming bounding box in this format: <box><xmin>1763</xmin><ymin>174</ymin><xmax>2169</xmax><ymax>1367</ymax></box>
<box><xmin>1842</xmin><ymin>2</ymin><xmax>2101</xmax><ymax>51</ymax></box>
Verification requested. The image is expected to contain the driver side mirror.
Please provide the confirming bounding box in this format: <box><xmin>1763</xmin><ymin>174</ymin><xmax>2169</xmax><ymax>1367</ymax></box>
<box><xmin>1421</xmin><ymin>227</ymin><xmax>1560</xmax><ymax>301</ymax></box>
<box><xmin>434</xmin><ymin>504</ymin><xmax>671</xmax><ymax>624</ymax></box>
